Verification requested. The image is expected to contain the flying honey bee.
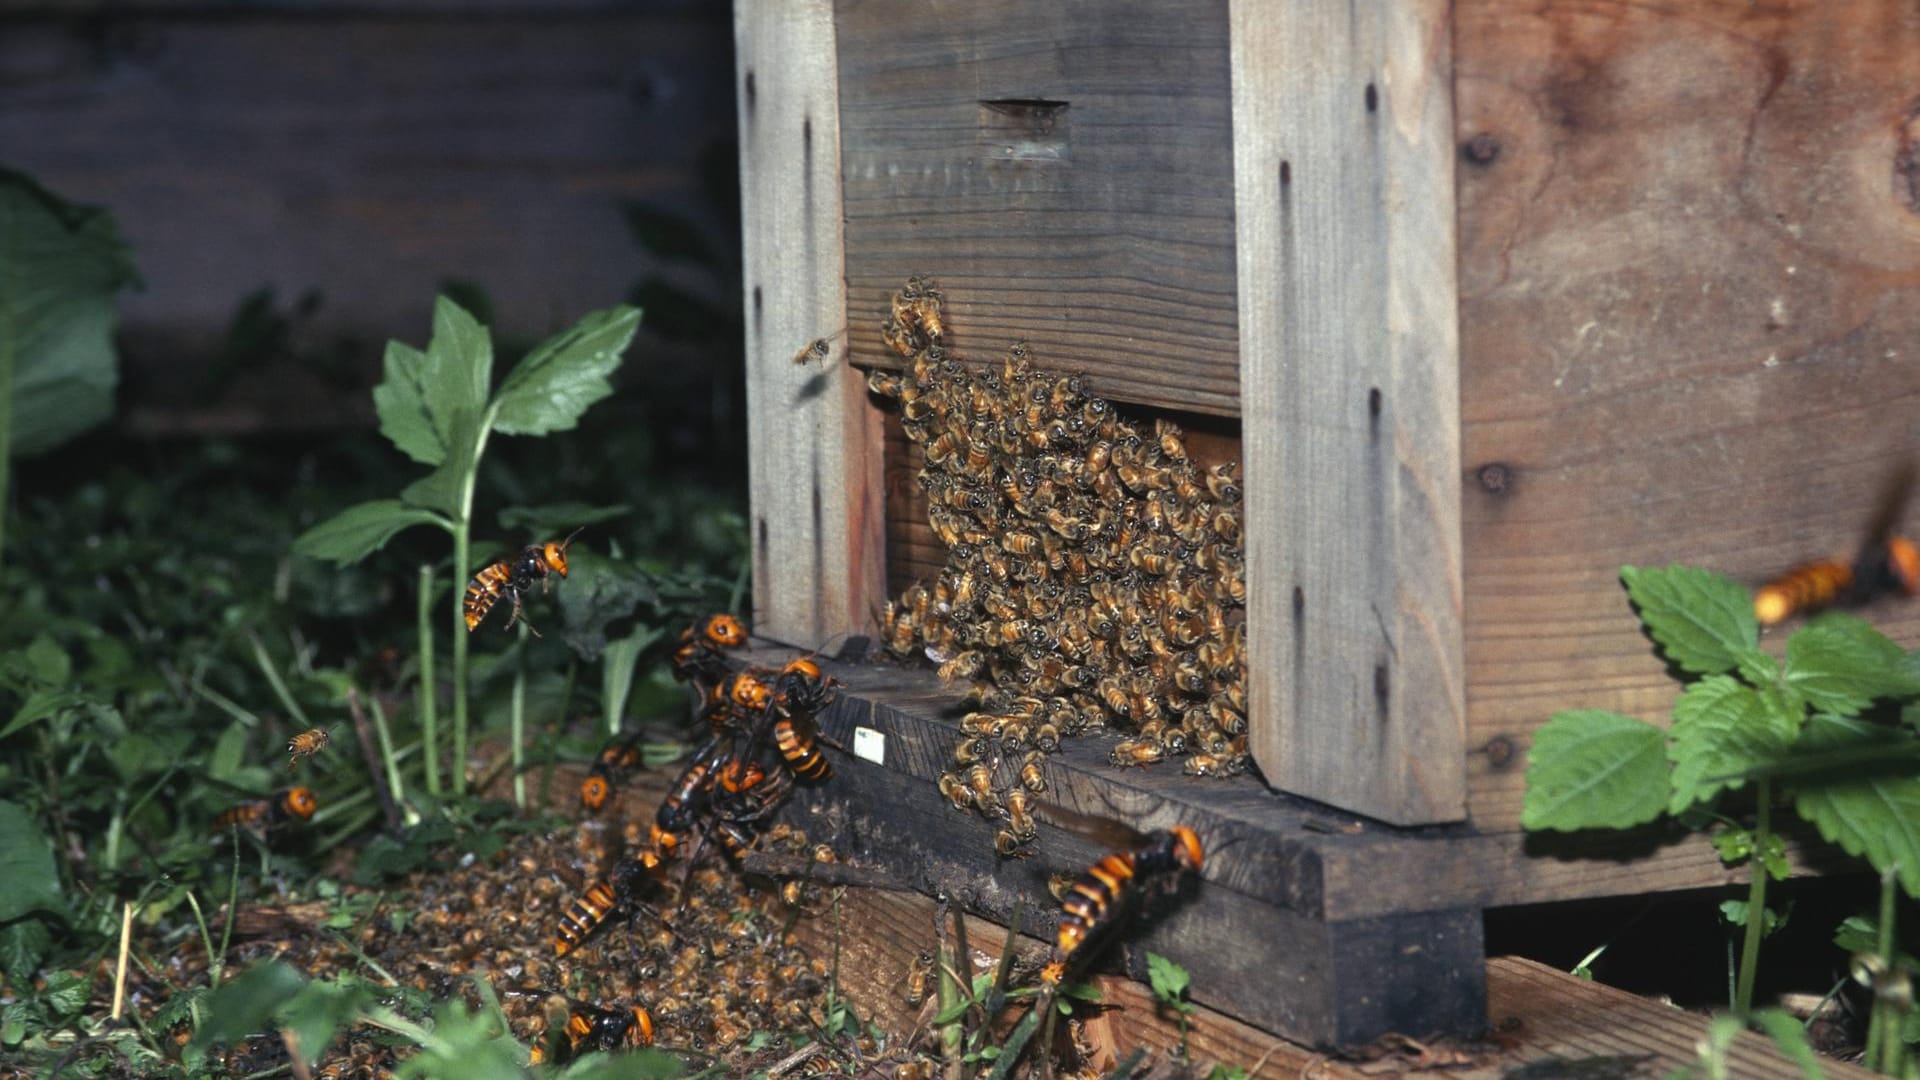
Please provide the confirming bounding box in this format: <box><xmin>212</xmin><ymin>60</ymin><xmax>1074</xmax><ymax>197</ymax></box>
<box><xmin>286</xmin><ymin>728</ymin><xmax>330</xmax><ymax>771</ymax></box>
<box><xmin>462</xmin><ymin>528</ymin><xmax>582</xmax><ymax>635</ymax></box>
<box><xmin>791</xmin><ymin>328</ymin><xmax>847</xmax><ymax>366</ymax></box>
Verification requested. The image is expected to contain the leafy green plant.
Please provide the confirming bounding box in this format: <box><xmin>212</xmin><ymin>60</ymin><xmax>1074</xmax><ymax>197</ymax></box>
<box><xmin>0</xmin><ymin>170</ymin><xmax>139</xmax><ymax>567</ymax></box>
<box><xmin>295</xmin><ymin>296</ymin><xmax>641</xmax><ymax>796</ymax></box>
<box><xmin>1146</xmin><ymin>951</ymin><xmax>1195</xmax><ymax>1060</ymax></box>
<box><xmin>1524</xmin><ymin>565</ymin><xmax>1920</xmax><ymax>1016</ymax></box>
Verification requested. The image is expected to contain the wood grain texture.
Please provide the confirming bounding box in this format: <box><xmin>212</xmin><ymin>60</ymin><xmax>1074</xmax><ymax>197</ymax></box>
<box><xmin>1455</xmin><ymin>2</ymin><xmax>1920</xmax><ymax>858</ymax></box>
<box><xmin>737</xmin><ymin>0</ymin><xmax>887</xmax><ymax>648</ymax></box>
<box><xmin>0</xmin><ymin>12</ymin><xmax>733</xmax><ymax>348</ymax></box>
<box><xmin>1230</xmin><ymin>1</ymin><xmax>1466</xmax><ymax>825</ymax></box>
<box><xmin>833</xmin><ymin>0</ymin><xmax>1242</xmax><ymax>415</ymax></box>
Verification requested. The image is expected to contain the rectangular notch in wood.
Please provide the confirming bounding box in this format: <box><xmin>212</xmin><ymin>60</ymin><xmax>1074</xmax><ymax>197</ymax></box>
<box><xmin>977</xmin><ymin>98</ymin><xmax>1071</xmax><ymax>160</ymax></box>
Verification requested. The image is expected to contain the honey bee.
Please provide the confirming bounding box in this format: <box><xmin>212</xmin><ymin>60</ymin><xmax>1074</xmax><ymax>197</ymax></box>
<box><xmin>791</xmin><ymin>328</ymin><xmax>846</xmax><ymax>366</ymax></box>
<box><xmin>528</xmin><ymin>1000</ymin><xmax>655</xmax><ymax>1064</ymax></box>
<box><xmin>937</xmin><ymin>650</ymin><xmax>985</xmax><ymax>682</ymax></box>
<box><xmin>1033</xmin><ymin>723</ymin><xmax>1061</xmax><ymax>753</ymax></box>
<box><xmin>462</xmin><ymin>528</ymin><xmax>582</xmax><ymax>635</ymax></box>
<box><xmin>994</xmin><ymin>829</ymin><xmax>1031</xmax><ymax>858</ymax></box>
<box><xmin>1110</xmin><ymin>739</ymin><xmax>1164</xmax><ymax>767</ymax></box>
<box><xmin>1006</xmin><ymin>788</ymin><xmax>1036</xmax><ymax>840</ymax></box>
<box><xmin>286</xmin><ymin>728</ymin><xmax>331</xmax><ymax>771</ymax></box>
<box><xmin>581</xmin><ymin>734</ymin><xmax>646</xmax><ymax>812</ymax></box>
<box><xmin>1205</xmin><ymin>462</ymin><xmax>1241</xmax><ymax>502</ymax></box>
<box><xmin>1019</xmin><ymin>751</ymin><xmax>1048</xmax><ymax>793</ymax></box>
<box><xmin>1183</xmin><ymin>753</ymin><xmax>1244</xmax><ymax>777</ymax></box>
<box><xmin>868</xmin><ymin>370</ymin><xmax>904</xmax><ymax>398</ymax></box>
<box><xmin>938</xmin><ymin>771</ymin><xmax>973</xmax><ymax>811</ymax></box>
<box><xmin>904</xmin><ymin>950</ymin><xmax>935</xmax><ymax>1007</ymax></box>
<box><xmin>964</xmin><ymin>762</ymin><xmax>995</xmax><ymax>805</ymax></box>
<box><xmin>212</xmin><ymin>787</ymin><xmax>317</xmax><ymax>832</ymax></box>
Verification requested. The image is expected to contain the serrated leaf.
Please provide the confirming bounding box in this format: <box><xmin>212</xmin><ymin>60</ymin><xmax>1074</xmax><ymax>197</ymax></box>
<box><xmin>557</xmin><ymin>551</ymin><xmax>659</xmax><ymax>662</ymax></box>
<box><xmin>294</xmin><ymin>500</ymin><xmax>446</xmax><ymax>566</ymax></box>
<box><xmin>1620</xmin><ymin>565</ymin><xmax>1757</xmax><ymax>676</ymax></box>
<box><xmin>371</xmin><ymin>298</ymin><xmax>492</xmax><ymax>466</ymax></box>
<box><xmin>1785</xmin><ymin>614</ymin><xmax>1920</xmax><ymax>716</ymax></box>
<box><xmin>1789</xmin><ymin>713</ymin><xmax>1920</xmax><ymax>898</ymax></box>
<box><xmin>1735</xmin><ymin>647</ymin><xmax>1779</xmax><ymax>687</ymax></box>
<box><xmin>0</xmin><ymin>918</ymin><xmax>51</xmax><ymax>985</ymax></box>
<box><xmin>397</xmin><ymin>407</ymin><xmax>481</xmax><ymax>518</ymax></box>
<box><xmin>491</xmin><ymin>306</ymin><xmax>639</xmax><ymax>437</ymax></box>
<box><xmin>1667</xmin><ymin>676</ymin><xmax>1796</xmax><ymax>813</ymax></box>
<box><xmin>1522</xmin><ymin>710</ymin><xmax>1671</xmax><ymax>831</ymax></box>
<box><xmin>1146</xmin><ymin>952</ymin><xmax>1189</xmax><ymax>1001</ymax></box>
<box><xmin>40</xmin><ymin>969</ymin><xmax>88</xmax><ymax>1019</ymax></box>
<box><xmin>0</xmin><ymin>171</ymin><xmax>139</xmax><ymax>458</ymax></box>
<box><xmin>0</xmin><ymin>801</ymin><xmax>63</xmax><ymax>922</ymax></box>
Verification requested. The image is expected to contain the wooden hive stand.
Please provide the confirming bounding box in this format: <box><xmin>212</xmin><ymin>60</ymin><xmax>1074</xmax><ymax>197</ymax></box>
<box><xmin>734</xmin><ymin>0</ymin><xmax>1920</xmax><ymax>1051</ymax></box>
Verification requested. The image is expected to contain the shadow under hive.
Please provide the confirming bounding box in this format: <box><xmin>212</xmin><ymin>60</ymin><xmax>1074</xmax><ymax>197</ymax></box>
<box><xmin>864</xmin><ymin>279</ymin><xmax>1250</xmax><ymax>849</ymax></box>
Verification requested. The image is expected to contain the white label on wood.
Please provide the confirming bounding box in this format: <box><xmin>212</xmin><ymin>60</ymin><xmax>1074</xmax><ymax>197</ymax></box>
<box><xmin>853</xmin><ymin>726</ymin><xmax>886</xmax><ymax>766</ymax></box>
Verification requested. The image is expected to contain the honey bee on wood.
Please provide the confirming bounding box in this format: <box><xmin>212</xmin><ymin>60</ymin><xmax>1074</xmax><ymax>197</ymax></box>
<box><xmin>286</xmin><ymin>728</ymin><xmax>331</xmax><ymax>771</ymax></box>
<box><xmin>1110</xmin><ymin>739</ymin><xmax>1165</xmax><ymax>767</ymax></box>
<box><xmin>904</xmin><ymin>950</ymin><xmax>935</xmax><ymax>1008</ymax></box>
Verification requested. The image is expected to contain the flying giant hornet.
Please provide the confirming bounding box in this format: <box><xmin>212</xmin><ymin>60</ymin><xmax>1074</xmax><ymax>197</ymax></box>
<box><xmin>1036</xmin><ymin>807</ymin><xmax>1204</xmax><ymax>987</ymax></box>
<box><xmin>552</xmin><ymin>857</ymin><xmax>659</xmax><ymax>957</ymax></box>
<box><xmin>462</xmin><ymin>528</ymin><xmax>583</xmax><ymax>635</ymax></box>
<box><xmin>212</xmin><ymin>787</ymin><xmax>318</xmax><ymax>832</ymax></box>
<box><xmin>286</xmin><ymin>728</ymin><xmax>331</xmax><ymax>771</ymax></box>
<box><xmin>1754</xmin><ymin>461</ymin><xmax>1920</xmax><ymax>626</ymax></box>
<box><xmin>528</xmin><ymin>999</ymin><xmax>655</xmax><ymax>1064</ymax></box>
<box><xmin>580</xmin><ymin>734</ymin><xmax>646</xmax><ymax>813</ymax></box>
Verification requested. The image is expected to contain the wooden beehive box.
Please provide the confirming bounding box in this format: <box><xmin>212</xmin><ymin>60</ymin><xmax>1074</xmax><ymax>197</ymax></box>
<box><xmin>735</xmin><ymin>0</ymin><xmax>1920</xmax><ymax>1047</ymax></box>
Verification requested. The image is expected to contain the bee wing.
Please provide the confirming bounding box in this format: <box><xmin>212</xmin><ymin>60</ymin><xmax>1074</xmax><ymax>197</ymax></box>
<box><xmin>1859</xmin><ymin>458</ymin><xmax>1917</xmax><ymax>558</ymax></box>
<box><xmin>1029</xmin><ymin>799</ymin><xmax>1152</xmax><ymax>851</ymax></box>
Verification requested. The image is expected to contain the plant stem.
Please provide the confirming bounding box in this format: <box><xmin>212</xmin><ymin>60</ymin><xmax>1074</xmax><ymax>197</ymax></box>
<box><xmin>511</xmin><ymin>622</ymin><xmax>528</xmax><ymax>810</ymax></box>
<box><xmin>1734</xmin><ymin>779</ymin><xmax>1771</xmax><ymax>1016</ymax></box>
<box><xmin>1874</xmin><ymin>868</ymin><xmax>1902</xmax><ymax>1076</ymax></box>
<box><xmin>417</xmin><ymin>563</ymin><xmax>440</xmax><ymax>796</ymax></box>
<box><xmin>452</xmin><ymin>522</ymin><xmax>470</xmax><ymax>796</ymax></box>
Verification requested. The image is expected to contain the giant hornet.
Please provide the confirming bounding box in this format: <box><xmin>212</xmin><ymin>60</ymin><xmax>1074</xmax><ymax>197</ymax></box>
<box><xmin>527</xmin><ymin>998</ymin><xmax>654</xmax><ymax>1064</ymax></box>
<box><xmin>1754</xmin><ymin>461</ymin><xmax>1920</xmax><ymax>626</ymax></box>
<box><xmin>212</xmin><ymin>787</ymin><xmax>318</xmax><ymax>832</ymax></box>
<box><xmin>552</xmin><ymin>857</ymin><xmax>659</xmax><ymax>957</ymax></box>
<box><xmin>580</xmin><ymin>733</ymin><xmax>647</xmax><ymax>813</ymax></box>
<box><xmin>671</xmin><ymin>613</ymin><xmax>749</xmax><ymax>687</ymax></box>
<box><xmin>1034</xmin><ymin>804</ymin><xmax>1204</xmax><ymax>987</ymax></box>
<box><xmin>462</xmin><ymin>528</ymin><xmax>583</xmax><ymax>635</ymax></box>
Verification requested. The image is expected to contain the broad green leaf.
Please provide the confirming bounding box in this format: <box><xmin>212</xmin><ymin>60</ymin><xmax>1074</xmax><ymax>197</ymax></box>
<box><xmin>1667</xmin><ymin>676</ymin><xmax>1796</xmax><ymax>814</ymax></box>
<box><xmin>278</xmin><ymin>978</ymin><xmax>375</xmax><ymax>1068</ymax></box>
<box><xmin>40</xmin><ymin>969</ymin><xmax>89</xmax><ymax>1020</ymax></box>
<box><xmin>1832</xmin><ymin>916</ymin><xmax>1920</xmax><ymax>970</ymax></box>
<box><xmin>557</xmin><ymin>550</ymin><xmax>660</xmax><ymax>662</ymax></box>
<box><xmin>1789</xmin><ymin>713</ymin><xmax>1920</xmax><ymax>898</ymax></box>
<box><xmin>491</xmin><ymin>306</ymin><xmax>640</xmax><ymax>437</ymax></box>
<box><xmin>0</xmin><ymin>801</ymin><xmax>63</xmax><ymax>922</ymax></box>
<box><xmin>1522</xmin><ymin>710</ymin><xmax>1670</xmax><ymax>831</ymax></box>
<box><xmin>1750</xmin><ymin>1008</ymin><xmax>1828</xmax><ymax>1080</ymax></box>
<box><xmin>294</xmin><ymin>499</ymin><xmax>447</xmax><ymax>566</ymax></box>
<box><xmin>1784</xmin><ymin>614</ymin><xmax>1920</xmax><ymax>716</ymax></box>
<box><xmin>371</xmin><ymin>298</ymin><xmax>493</xmax><ymax>466</ymax></box>
<box><xmin>191</xmin><ymin>961</ymin><xmax>307</xmax><ymax>1048</ymax></box>
<box><xmin>1735</xmin><ymin>647</ymin><xmax>1779</xmax><ymax>688</ymax></box>
<box><xmin>0</xmin><ymin>689</ymin><xmax>82</xmax><ymax>739</ymax></box>
<box><xmin>0</xmin><ymin>171</ymin><xmax>139</xmax><ymax>458</ymax></box>
<box><xmin>0</xmin><ymin>917</ymin><xmax>51</xmax><ymax>985</ymax></box>
<box><xmin>23</xmin><ymin>635</ymin><xmax>68</xmax><ymax>687</ymax></box>
<box><xmin>600</xmin><ymin>626</ymin><xmax>661</xmax><ymax>734</ymax></box>
<box><xmin>1145</xmin><ymin>952</ymin><xmax>1190</xmax><ymax>1001</ymax></box>
<box><xmin>1619</xmin><ymin>565</ymin><xmax>1757</xmax><ymax>676</ymax></box>
<box><xmin>208</xmin><ymin>721</ymin><xmax>249</xmax><ymax>783</ymax></box>
<box><xmin>556</xmin><ymin>1048</ymin><xmax>694</xmax><ymax>1079</ymax></box>
<box><xmin>398</xmin><ymin>406</ymin><xmax>481</xmax><ymax>518</ymax></box>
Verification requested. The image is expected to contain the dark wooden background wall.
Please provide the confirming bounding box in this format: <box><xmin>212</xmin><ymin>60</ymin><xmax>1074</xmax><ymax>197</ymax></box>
<box><xmin>0</xmin><ymin>0</ymin><xmax>741</xmax><ymax>434</ymax></box>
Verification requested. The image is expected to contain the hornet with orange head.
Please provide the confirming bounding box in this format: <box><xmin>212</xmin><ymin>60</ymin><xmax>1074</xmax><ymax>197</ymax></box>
<box><xmin>527</xmin><ymin>998</ymin><xmax>654</xmax><ymax>1064</ymax></box>
<box><xmin>462</xmin><ymin>528</ymin><xmax>583</xmax><ymax>636</ymax></box>
<box><xmin>1031</xmin><ymin>803</ymin><xmax>1204</xmax><ymax>987</ymax></box>
<box><xmin>1754</xmin><ymin>461</ymin><xmax>1920</xmax><ymax>626</ymax></box>
<box><xmin>580</xmin><ymin>734</ymin><xmax>646</xmax><ymax>813</ymax></box>
<box><xmin>212</xmin><ymin>787</ymin><xmax>318</xmax><ymax>832</ymax></box>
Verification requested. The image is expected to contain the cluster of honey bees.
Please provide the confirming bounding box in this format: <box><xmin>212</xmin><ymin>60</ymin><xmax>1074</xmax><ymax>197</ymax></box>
<box><xmin>864</xmin><ymin>278</ymin><xmax>1249</xmax><ymax>849</ymax></box>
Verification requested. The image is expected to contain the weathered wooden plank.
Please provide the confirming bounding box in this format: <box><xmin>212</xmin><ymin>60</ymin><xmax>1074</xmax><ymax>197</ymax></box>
<box><xmin>1230</xmin><ymin>1</ymin><xmax>1465</xmax><ymax>824</ymax></box>
<box><xmin>736</xmin><ymin>0</ymin><xmax>887</xmax><ymax>648</ymax></box>
<box><xmin>833</xmin><ymin>0</ymin><xmax>1241</xmax><ymax>416</ymax></box>
<box><xmin>0</xmin><ymin>13</ymin><xmax>733</xmax><ymax>349</ymax></box>
<box><xmin>1454</xmin><ymin>1</ymin><xmax>1920</xmax><ymax>862</ymax></box>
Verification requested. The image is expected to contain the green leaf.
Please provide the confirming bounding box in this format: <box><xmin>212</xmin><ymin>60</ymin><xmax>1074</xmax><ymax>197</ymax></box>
<box><xmin>1620</xmin><ymin>565</ymin><xmax>1758</xmax><ymax>676</ymax></box>
<box><xmin>1145</xmin><ymin>952</ymin><xmax>1189</xmax><ymax>1002</ymax></box>
<box><xmin>397</xmin><ymin>405</ymin><xmax>481</xmax><ymax>518</ymax></box>
<box><xmin>0</xmin><ymin>917</ymin><xmax>52</xmax><ymax>985</ymax></box>
<box><xmin>191</xmin><ymin>961</ymin><xmax>307</xmax><ymax>1048</ymax></box>
<box><xmin>0</xmin><ymin>801</ymin><xmax>63</xmax><ymax>922</ymax></box>
<box><xmin>294</xmin><ymin>499</ymin><xmax>447</xmax><ymax>566</ymax></box>
<box><xmin>0</xmin><ymin>170</ymin><xmax>139</xmax><ymax>458</ymax></box>
<box><xmin>1720</xmin><ymin>899</ymin><xmax>1788</xmax><ymax>936</ymax></box>
<box><xmin>931</xmin><ymin>998</ymin><xmax>971</xmax><ymax>1025</ymax></box>
<box><xmin>278</xmin><ymin>977</ymin><xmax>375</xmax><ymax>1068</ymax></box>
<box><xmin>1667</xmin><ymin>676</ymin><xmax>1796</xmax><ymax>814</ymax></box>
<box><xmin>23</xmin><ymin>635</ymin><xmax>69</xmax><ymax>686</ymax></box>
<box><xmin>1789</xmin><ymin>713</ymin><xmax>1920</xmax><ymax>898</ymax></box>
<box><xmin>1735</xmin><ymin>647</ymin><xmax>1780</xmax><ymax>687</ymax></box>
<box><xmin>601</xmin><ymin>626</ymin><xmax>663</xmax><ymax>732</ymax></box>
<box><xmin>0</xmin><ymin>689</ymin><xmax>82</xmax><ymax>739</ymax></box>
<box><xmin>371</xmin><ymin>297</ymin><xmax>492</xmax><ymax>466</ymax></box>
<box><xmin>491</xmin><ymin>306</ymin><xmax>639</xmax><ymax>437</ymax></box>
<box><xmin>1784</xmin><ymin>615</ymin><xmax>1920</xmax><ymax>716</ymax></box>
<box><xmin>208</xmin><ymin>721</ymin><xmax>249</xmax><ymax>783</ymax></box>
<box><xmin>557</xmin><ymin>550</ymin><xmax>660</xmax><ymax>662</ymax></box>
<box><xmin>556</xmin><ymin>1049</ymin><xmax>695</xmax><ymax>1079</ymax></box>
<box><xmin>1522</xmin><ymin>710</ymin><xmax>1671</xmax><ymax>831</ymax></box>
<box><xmin>40</xmin><ymin>969</ymin><xmax>89</xmax><ymax>1020</ymax></box>
<box><xmin>1750</xmin><ymin>1008</ymin><xmax>1829</xmax><ymax>1080</ymax></box>
<box><xmin>1833</xmin><ymin>916</ymin><xmax>1920</xmax><ymax>970</ymax></box>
